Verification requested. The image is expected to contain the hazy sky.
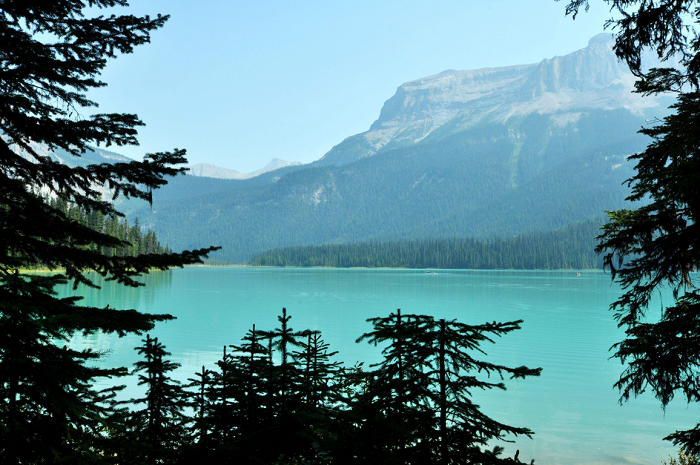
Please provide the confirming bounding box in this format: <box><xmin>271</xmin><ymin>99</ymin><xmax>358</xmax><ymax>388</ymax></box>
<box><xmin>89</xmin><ymin>0</ymin><xmax>617</xmax><ymax>172</ymax></box>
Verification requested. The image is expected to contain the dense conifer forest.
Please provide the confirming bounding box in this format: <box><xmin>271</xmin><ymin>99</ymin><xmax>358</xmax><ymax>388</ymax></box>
<box><xmin>48</xmin><ymin>197</ymin><xmax>171</xmax><ymax>259</ymax></box>
<box><xmin>248</xmin><ymin>219</ymin><xmax>605</xmax><ymax>269</ymax></box>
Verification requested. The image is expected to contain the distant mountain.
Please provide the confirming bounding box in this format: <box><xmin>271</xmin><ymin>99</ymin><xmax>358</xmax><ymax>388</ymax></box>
<box><xmin>124</xmin><ymin>35</ymin><xmax>673</xmax><ymax>262</ymax></box>
<box><xmin>188</xmin><ymin>163</ymin><xmax>245</xmax><ymax>179</ymax></box>
<box><xmin>316</xmin><ymin>33</ymin><xmax>666</xmax><ymax>167</ymax></box>
<box><xmin>188</xmin><ymin>159</ymin><xmax>301</xmax><ymax>180</ymax></box>
<box><xmin>7</xmin><ymin>141</ymin><xmax>134</xmax><ymax>202</ymax></box>
<box><xmin>9</xmin><ymin>141</ymin><xmax>133</xmax><ymax>167</ymax></box>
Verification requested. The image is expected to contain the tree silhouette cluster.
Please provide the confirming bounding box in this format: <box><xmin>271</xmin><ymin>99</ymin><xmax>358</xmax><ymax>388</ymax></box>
<box><xmin>0</xmin><ymin>2</ymin><xmax>217</xmax><ymax>463</ymax></box>
<box><xmin>97</xmin><ymin>308</ymin><xmax>541</xmax><ymax>465</ymax></box>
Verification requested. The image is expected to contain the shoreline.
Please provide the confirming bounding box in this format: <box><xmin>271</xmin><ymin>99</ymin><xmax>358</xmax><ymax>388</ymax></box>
<box><xmin>189</xmin><ymin>264</ymin><xmax>604</xmax><ymax>271</ymax></box>
<box><xmin>15</xmin><ymin>264</ymin><xmax>605</xmax><ymax>273</ymax></box>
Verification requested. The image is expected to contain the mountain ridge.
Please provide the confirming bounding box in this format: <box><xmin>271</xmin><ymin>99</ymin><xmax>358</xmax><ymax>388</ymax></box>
<box><xmin>125</xmin><ymin>34</ymin><xmax>664</xmax><ymax>262</ymax></box>
<box><xmin>188</xmin><ymin>158</ymin><xmax>302</xmax><ymax>180</ymax></box>
<box><xmin>10</xmin><ymin>35</ymin><xmax>664</xmax><ymax>264</ymax></box>
<box><xmin>315</xmin><ymin>33</ymin><xmax>664</xmax><ymax>167</ymax></box>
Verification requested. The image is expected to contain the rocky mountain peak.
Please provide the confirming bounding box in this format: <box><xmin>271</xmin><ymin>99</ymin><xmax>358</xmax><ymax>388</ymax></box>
<box><xmin>519</xmin><ymin>33</ymin><xmax>627</xmax><ymax>97</ymax></box>
<box><xmin>317</xmin><ymin>34</ymin><xmax>663</xmax><ymax>167</ymax></box>
<box><xmin>588</xmin><ymin>32</ymin><xmax>614</xmax><ymax>46</ymax></box>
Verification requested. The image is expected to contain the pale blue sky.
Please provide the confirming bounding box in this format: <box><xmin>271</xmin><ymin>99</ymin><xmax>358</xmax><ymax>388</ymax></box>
<box><xmin>90</xmin><ymin>0</ymin><xmax>617</xmax><ymax>172</ymax></box>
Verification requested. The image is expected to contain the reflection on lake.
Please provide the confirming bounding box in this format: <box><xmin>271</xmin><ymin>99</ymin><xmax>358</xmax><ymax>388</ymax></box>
<box><xmin>59</xmin><ymin>267</ymin><xmax>696</xmax><ymax>465</ymax></box>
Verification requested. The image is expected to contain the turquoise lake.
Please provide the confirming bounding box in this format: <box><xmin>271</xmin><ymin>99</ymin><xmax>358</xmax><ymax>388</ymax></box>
<box><xmin>60</xmin><ymin>267</ymin><xmax>697</xmax><ymax>465</ymax></box>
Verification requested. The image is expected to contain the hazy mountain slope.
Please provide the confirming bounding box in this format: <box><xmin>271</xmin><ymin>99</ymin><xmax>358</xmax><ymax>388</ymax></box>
<box><xmin>187</xmin><ymin>163</ymin><xmax>245</xmax><ymax>179</ymax></box>
<box><xmin>127</xmin><ymin>34</ymin><xmax>668</xmax><ymax>262</ymax></box>
<box><xmin>9</xmin><ymin>141</ymin><xmax>133</xmax><ymax>167</ymax></box>
<box><xmin>137</xmin><ymin>107</ymin><xmax>647</xmax><ymax>262</ymax></box>
<box><xmin>246</xmin><ymin>159</ymin><xmax>302</xmax><ymax>178</ymax></box>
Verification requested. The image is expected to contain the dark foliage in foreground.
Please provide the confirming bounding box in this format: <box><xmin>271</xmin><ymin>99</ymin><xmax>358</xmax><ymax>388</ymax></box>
<box><xmin>596</xmin><ymin>92</ymin><xmax>700</xmax><ymax>454</ymax></box>
<box><xmin>0</xmin><ymin>2</ymin><xmax>217</xmax><ymax>463</ymax></box>
<box><xmin>565</xmin><ymin>0</ymin><xmax>700</xmax><ymax>455</ymax></box>
<box><xmin>112</xmin><ymin>309</ymin><xmax>540</xmax><ymax>465</ymax></box>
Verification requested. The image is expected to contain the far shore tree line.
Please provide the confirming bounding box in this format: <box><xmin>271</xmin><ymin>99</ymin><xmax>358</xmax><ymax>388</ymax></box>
<box><xmin>247</xmin><ymin>219</ymin><xmax>605</xmax><ymax>270</ymax></box>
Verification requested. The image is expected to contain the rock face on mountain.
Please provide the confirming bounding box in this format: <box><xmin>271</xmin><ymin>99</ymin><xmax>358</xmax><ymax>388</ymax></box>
<box><xmin>316</xmin><ymin>34</ymin><xmax>663</xmax><ymax>166</ymax></box>
<box><xmin>188</xmin><ymin>159</ymin><xmax>301</xmax><ymax>180</ymax></box>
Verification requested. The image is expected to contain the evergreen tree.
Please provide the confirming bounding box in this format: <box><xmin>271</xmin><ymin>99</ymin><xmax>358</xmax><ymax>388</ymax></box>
<box><xmin>261</xmin><ymin>309</ymin><xmax>313</xmax><ymax>461</ymax></box>
<box><xmin>562</xmin><ymin>0</ymin><xmax>700</xmax><ymax>93</ymax></box>
<box><xmin>266</xmin><ymin>308</ymin><xmax>308</xmax><ymax>418</ymax></box>
<box><xmin>125</xmin><ymin>335</ymin><xmax>190</xmax><ymax>464</ymax></box>
<box><xmin>292</xmin><ymin>331</ymin><xmax>342</xmax><ymax>410</ymax></box>
<box><xmin>290</xmin><ymin>330</ymin><xmax>344</xmax><ymax>462</ymax></box>
<box><xmin>351</xmin><ymin>310</ymin><xmax>433</xmax><ymax>465</ymax></box>
<box><xmin>228</xmin><ymin>325</ymin><xmax>273</xmax><ymax>443</ymax></box>
<box><xmin>354</xmin><ymin>310</ymin><xmax>541</xmax><ymax>465</ymax></box>
<box><xmin>201</xmin><ymin>315</ymin><xmax>335</xmax><ymax>465</ymax></box>
<box><xmin>0</xmin><ymin>2</ymin><xmax>217</xmax><ymax>463</ymax></box>
<box><xmin>208</xmin><ymin>345</ymin><xmax>237</xmax><ymax>445</ymax></box>
<box><xmin>0</xmin><ymin>273</ymin><xmax>131</xmax><ymax>464</ymax></box>
<box><xmin>596</xmin><ymin>92</ymin><xmax>700</xmax><ymax>453</ymax></box>
<box><xmin>564</xmin><ymin>0</ymin><xmax>700</xmax><ymax>454</ymax></box>
<box><xmin>187</xmin><ymin>365</ymin><xmax>215</xmax><ymax>446</ymax></box>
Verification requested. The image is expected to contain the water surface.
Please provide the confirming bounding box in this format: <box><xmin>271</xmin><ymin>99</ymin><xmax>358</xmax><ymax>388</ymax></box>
<box><xmin>61</xmin><ymin>267</ymin><xmax>696</xmax><ymax>465</ymax></box>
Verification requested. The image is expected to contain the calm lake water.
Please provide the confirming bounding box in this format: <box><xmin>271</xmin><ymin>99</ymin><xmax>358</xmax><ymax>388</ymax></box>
<box><xmin>60</xmin><ymin>267</ymin><xmax>697</xmax><ymax>465</ymax></box>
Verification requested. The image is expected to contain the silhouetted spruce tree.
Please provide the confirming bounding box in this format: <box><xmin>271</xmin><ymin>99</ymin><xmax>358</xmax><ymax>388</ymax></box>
<box><xmin>292</xmin><ymin>330</ymin><xmax>342</xmax><ymax>410</ymax></box>
<box><xmin>258</xmin><ymin>308</ymin><xmax>313</xmax><ymax>461</ymax></box>
<box><xmin>290</xmin><ymin>330</ymin><xmax>344</xmax><ymax>461</ymax></box>
<box><xmin>0</xmin><ymin>2</ymin><xmax>217</xmax><ymax>463</ymax></box>
<box><xmin>228</xmin><ymin>325</ymin><xmax>273</xmax><ymax>442</ymax></box>
<box><xmin>354</xmin><ymin>310</ymin><xmax>541</xmax><ymax>465</ymax></box>
<box><xmin>564</xmin><ymin>0</ymin><xmax>700</xmax><ymax>454</ymax></box>
<box><xmin>201</xmin><ymin>326</ymin><xmax>274</xmax><ymax>465</ymax></box>
<box><xmin>177</xmin><ymin>365</ymin><xmax>218</xmax><ymax>465</ymax></box>
<box><xmin>208</xmin><ymin>345</ymin><xmax>238</xmax><ymax>445</ymax></box>
<box><xmin>202</xmin><ymin>314</ymin><xmax>331</xmax><ymax>465</ymax></box>
<box><xmin>596</xmin><ymin>92</ymin><xmax>700</xmax><ymax>452</ymax></box>
<box><xmin>266</xmin><ymin>308</ymin><xmax>307</xmax><ymax>416</ymax></box>
<box><xmin>0</xmin><ymin>273</ymin><xmax>131</xmax><ymax>464</ymax></box>
<box><xmin>123</xmin><ymin>335</ymin><xmax>190</xmax><ymax>464</ymax></box>
<box><xmin>187</xmin><ymin>365</ymin><xmax>215</xmax><ymax>446</ymax></box>
<box><xmin>351</xmin><ymin>310</ymin><xmax>440</xmax><ymax>465</ymax></box>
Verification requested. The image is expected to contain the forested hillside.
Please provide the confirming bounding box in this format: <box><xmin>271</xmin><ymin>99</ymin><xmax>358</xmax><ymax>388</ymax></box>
<box><xmin>50</xmin><ymin>197</ymin><xmax>170</xmax><ymax>258</ymax></box>
<box><xmin>136</xmin><ymin>109</ymin><xmax>646</xmax><ymax>262</ymax></box>
<box><xmin>248</xmin><ymin>218</ymin><xmax>605</xmax><ymax>269</ymax></box>
<box><xmin>115</xmin><ymin>35</ymin><xmax>668</xmax><ymax>264</ymax></box>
